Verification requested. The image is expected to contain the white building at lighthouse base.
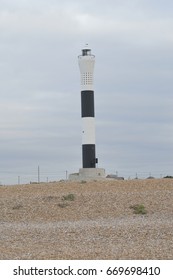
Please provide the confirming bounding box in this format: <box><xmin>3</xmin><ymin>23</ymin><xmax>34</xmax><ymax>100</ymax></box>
<box><xmin>69</xmin><ymin>168</ymin><xmax>106</xmax><ymax>181</ymax></box>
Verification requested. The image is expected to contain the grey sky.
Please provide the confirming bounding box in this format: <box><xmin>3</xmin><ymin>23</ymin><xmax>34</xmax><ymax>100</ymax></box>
<box><xmin>0</xmin><ymin>0</ymin><xmax>173</xmax><ymax>184</ymax></box>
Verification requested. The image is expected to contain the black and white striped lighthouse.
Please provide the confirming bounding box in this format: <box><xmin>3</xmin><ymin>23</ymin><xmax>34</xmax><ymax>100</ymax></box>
<box><xmin>78</xmin><ymin>45</ymin><xmax>97</xmax><ymax>168</ymax></box>
<box><xmin>69</xmin><ymin>45</ymin><xmax>105</xmax><ymax>180</ymax></box>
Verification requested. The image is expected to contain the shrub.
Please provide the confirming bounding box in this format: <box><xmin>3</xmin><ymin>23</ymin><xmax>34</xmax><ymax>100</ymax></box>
<box><xmin>130</xmin><ymin>204</ymin><xmax>147</xmax><ymax>215</ymax></box>
<box><xmin>164</xmin><ymin>175</ymin><xmax>173</xmax><ymax>179</ymax></box>
<box><xmin>62</xmin><ymin>193</ymin><xmax>75</xmax><ymax>201</ymax></box>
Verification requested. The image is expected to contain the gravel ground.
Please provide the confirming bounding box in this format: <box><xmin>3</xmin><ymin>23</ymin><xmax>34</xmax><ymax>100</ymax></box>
<box><xmin>0</xmin><ymin>179</ymin><xmax>173</xmax><ymax>259</ymax></box>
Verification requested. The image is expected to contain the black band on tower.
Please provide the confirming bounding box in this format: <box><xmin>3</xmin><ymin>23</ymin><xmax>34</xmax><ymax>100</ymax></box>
<box><xmin>82</xmin><ymin>144</ymin><xmax>96</xmax><ymax>168</ymax></box>
<box><xmin>81</xmin><ymin>90</ymin><xmax>95</xmax><ymax>117</ymax></box>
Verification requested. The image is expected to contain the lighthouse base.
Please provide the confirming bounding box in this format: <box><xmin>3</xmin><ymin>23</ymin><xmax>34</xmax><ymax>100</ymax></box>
<box><xmin>69</xmin><ymin>168</ymin><xmax>106</xmax><ymax>181</ymax></box>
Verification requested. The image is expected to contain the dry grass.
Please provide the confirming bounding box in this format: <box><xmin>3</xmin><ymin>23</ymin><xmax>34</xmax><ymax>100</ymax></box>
<box><xmin>0</xmin><ymin>179</ymin><xmax>173</xmax><ymax>259</ymax></box>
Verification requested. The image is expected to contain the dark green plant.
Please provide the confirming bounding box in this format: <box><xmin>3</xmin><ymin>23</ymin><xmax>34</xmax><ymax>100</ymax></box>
<box><xmin>130</xmin><ymin>204</ymin><xmax>147</xmax><ymax>215</ymax></box>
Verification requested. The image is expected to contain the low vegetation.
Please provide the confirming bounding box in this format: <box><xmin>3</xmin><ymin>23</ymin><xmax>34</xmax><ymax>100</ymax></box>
<box><xmin>130</xmin><ymin>204</ymin><xmax>147</xmax><ymax>215</ymax></box>
<box><xmin>62</xmin><ymin>193</ymin><xmax>75</xmax><ymax>201</ymax></box>
<box><xmin>58</xmin><ymin>193</ymin><xmax>75</xmax><ymax>208</ymax></box>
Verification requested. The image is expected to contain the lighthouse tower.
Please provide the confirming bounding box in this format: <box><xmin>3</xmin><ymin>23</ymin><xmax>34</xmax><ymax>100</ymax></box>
<box><xmin>78</xmin><ymin>44</ymin><xmax>96</xmax><ymax>168</ymax></box>
<box><xmin>69</xmin><ymin>45</ymin><xmax>105</xmax><ymax>181</ymax></box>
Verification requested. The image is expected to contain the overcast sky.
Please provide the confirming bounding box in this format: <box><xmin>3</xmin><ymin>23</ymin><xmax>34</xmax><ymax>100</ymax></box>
<box><xmin>0</xmin><ymin>0</ymin><xmax>173</xmax><ymax>184</ymax></box>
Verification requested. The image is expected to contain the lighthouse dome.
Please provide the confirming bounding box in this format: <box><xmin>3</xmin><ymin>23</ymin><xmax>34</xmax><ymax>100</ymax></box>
<box><xmin>82</xmin><ymin>44</ymin><xmax>91</xmax><ymax>56</ymax></box>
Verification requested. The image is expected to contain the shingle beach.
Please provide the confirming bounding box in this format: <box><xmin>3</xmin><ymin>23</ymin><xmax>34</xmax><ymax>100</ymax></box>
<box><xmin>0</xmin><ymin>179</ymin><xmax>173</xmax><ymax>259</ymax></box>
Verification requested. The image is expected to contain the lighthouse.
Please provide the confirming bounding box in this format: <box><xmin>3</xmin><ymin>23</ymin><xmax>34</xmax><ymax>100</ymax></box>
<box><xmin>78</xmin><ymin>44</ymin><xmax>97</xmax><ymax>168</ymax></box>
<box><xmin>69</xmin><ymin>45</ymin><xmax>105</xmax><ymax>181</ymax></box>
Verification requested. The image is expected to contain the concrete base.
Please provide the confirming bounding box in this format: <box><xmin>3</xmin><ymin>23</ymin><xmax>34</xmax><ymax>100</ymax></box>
<box><xmin>69</xmin><ymin>168</ymin><xmax>106</xmax><ymax>181</ymax></box>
